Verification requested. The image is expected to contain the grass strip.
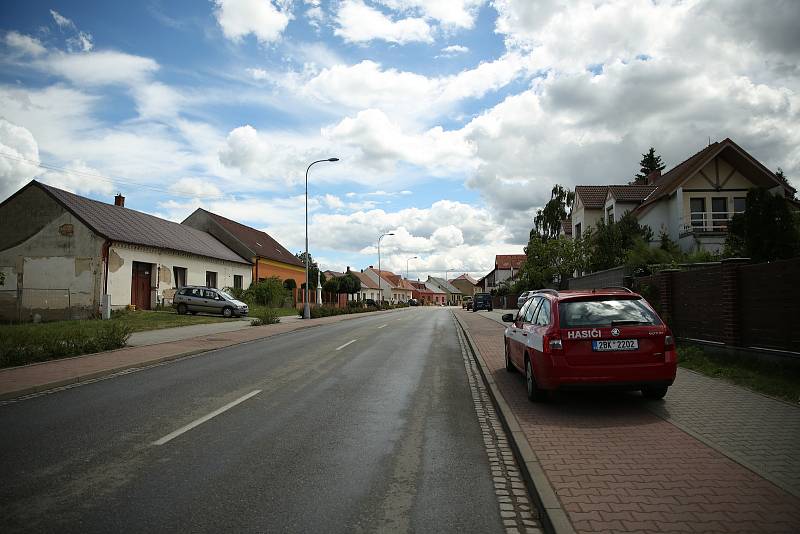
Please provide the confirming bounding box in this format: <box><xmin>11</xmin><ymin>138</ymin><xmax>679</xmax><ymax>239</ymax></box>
<box><xmin>678</xmin><ymin>344</ymin><xmax>800</xmax><ymax>404</ymax></box>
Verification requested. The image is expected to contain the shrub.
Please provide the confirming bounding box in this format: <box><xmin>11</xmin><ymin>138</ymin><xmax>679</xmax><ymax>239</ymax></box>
<box><xmin>0</xmin><ymin>321</ymin><xmax>132</xmax><ymax>368</ymax></box>
<box><xmin>249</xmin><ymin>307</ymin><xmax>280</xmax><ymax>325</ymax></box>
<box><xmin>250</xmin><ymin>318</ymin><xmax>262</xmax><ymax>326</ymax></box>
<box><xmin>243</xmin><ymin>277</ymin><xmax>287</xmax><ymax>308</ymax></box>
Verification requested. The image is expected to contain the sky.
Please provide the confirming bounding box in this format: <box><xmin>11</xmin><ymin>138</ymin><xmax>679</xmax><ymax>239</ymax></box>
<box><xmin>1</xmin><ymin>0</ymin><xmax>799</xmax><ymax>280</ymax></box>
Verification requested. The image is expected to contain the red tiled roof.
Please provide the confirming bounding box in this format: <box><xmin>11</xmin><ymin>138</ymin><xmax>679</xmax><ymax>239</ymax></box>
<box><xmin>197</xmin><ymin>209</ymin><xmax>304</xmax><ymax>267</ymax></box>
<box><xmin>454</xmin><ymin>273</ymin><xmax>478</xmax><ymax>284</ymax></box>
<box><xmin>561</xmin><ymin>218</ymin><xmax>572</xmax><ymax>237</ymax></box>
<box><xmin>574</xmin><ymin>185</ymin><xmax>609</xmax><ymax>209</ymax></box>
<box><xmin>607</xmin><ymin>185</ymin><xmax>658</xmax><ymax>202</ymax></box>
<box><xmin>353</xmin><ymin>271</ymin><xmax>379</xmax><ymax>289</ymax></box>
<box><xmin>495</xmin><ymin>254</ymin><xmax>526</xmax><ymax>270</ymax></box>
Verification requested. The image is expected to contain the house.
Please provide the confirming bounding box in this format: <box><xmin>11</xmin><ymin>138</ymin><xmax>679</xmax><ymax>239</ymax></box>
<box><xmin>352</xmin><ymin>270</ymin><xmax>381</xmax><ymax>302</ymax></box>
<box><xmin>409</xmin><ymin>280</ymin><xmax>446</xmax><ymax>305</ymax></box>
<box><xmin>477</xmin><ymin>254</ymin><xmax>526</xmax><ymax>293</ymax></box>
<box><xmin>450</xmin><ymin>273</ymin><xmax>479</xmax><ymax>297</ymax></box>
<box><xmin>182</xmin><ymin>208</ymin><xmax>305</xmax><ymax>301</ymax></box>
<box><xmin>363</xmin><ymin>267</ymin><xmax>409</xmax><ymax>303</ymax></box>
<box><xmin>572</xmin><ymin>138</ymin><xmax>797</xmax><ymax>253</ymax></box>
<box><xmin>0</xmin><ymin>181</ymin><xmax>251</xmax><ymax>320</ymax></box>
<box><xmin>426</xmin><ymin>276</ymin><xmax>463</xmax><ymax>305</ymax></box>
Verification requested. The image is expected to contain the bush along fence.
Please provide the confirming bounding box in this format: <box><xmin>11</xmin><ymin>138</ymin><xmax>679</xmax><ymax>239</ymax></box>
<box><xmin>632</xmin><ymin>256</ymin><xmax>800</xmax><ymax>355</ymax></box>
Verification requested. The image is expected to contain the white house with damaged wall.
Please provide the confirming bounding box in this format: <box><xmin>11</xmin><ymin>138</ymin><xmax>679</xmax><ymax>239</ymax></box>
<box><xmin>0</xmin><ymin>181</ymin><xmax>252</xmax><ymax>321</ymax></box>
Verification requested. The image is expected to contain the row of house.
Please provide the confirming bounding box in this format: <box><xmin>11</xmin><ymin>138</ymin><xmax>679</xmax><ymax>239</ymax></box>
<box><xmin>0</xmin><ymin>181</ymin><xmax>310</xmax><ymax>320</ymax></box>
<box><xmin>323</xmin><ymin>267</ymin><xmax>472</xmax><ymax>306</ymax></box>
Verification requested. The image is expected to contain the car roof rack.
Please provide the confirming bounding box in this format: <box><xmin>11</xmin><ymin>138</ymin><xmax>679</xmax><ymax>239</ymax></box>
<box><xmin>597</xmin><ymin>286</ymin><xmax>634</xmax><ymax>293</ymax></box>
<box><xmin>534</xmin><ymin>288</ymin><xmax>559</xmax><ymax>296</ymax></box>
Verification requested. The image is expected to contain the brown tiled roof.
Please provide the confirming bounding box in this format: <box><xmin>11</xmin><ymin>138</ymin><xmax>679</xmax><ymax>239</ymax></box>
<box><xmin>574</xmin><ymin>185</ymin><xmax>609</xmax><ymax>209</ymax></box>
<box><xmin>561</xmin><ymin>218</ymin><xmax>572</xmax><ymax>237</ymax></box>
<box><xmin>353</xmin><ymin>271</ymin><xmax>379</xmax><ymax>289</ymax></box>
<box><xmin>196</xmin><ymin>208</ymin><xmax>304</xmax><ymax>267</ymax></box>
<box><xmin>36</xmin><ymin>182</ymin><xmax>249</xmax><ymax>264</ymax></box>
<box><xmin>495</xmin><ymin>254</ymin><xmax>526</xmax><ymax>270</ymax></box>
<box><xmin>607</xmin><ymin>185</ymin><xmax>658</xmax><ymax>202</ymax></box>
<box><xmin>454</xmin><ymin>273</ymin><xmax>478</xmax><ymax>284</ymax></box>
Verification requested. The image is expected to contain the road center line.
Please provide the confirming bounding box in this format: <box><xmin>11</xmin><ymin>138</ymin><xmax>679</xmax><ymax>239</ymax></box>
<box><xmin>152</xmin><ymin>389</ymin><xmax>261</xmax><ymax>446</ymax></box>
<box><xmin>377</xmin><ymin>324</ymin><xmax>388</xmax><ymax>329</ymax></box>
<box><xmin>336</xmin><ymin>339</ymin><xmax>358</xmax><ymax>351</ymax></box>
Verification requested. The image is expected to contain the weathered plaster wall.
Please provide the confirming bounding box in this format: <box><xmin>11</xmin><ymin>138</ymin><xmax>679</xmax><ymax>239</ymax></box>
<box><xmin>106</xmin><ymin>243</ymin><xmax>252</xmax><ymax>309</ymax></box>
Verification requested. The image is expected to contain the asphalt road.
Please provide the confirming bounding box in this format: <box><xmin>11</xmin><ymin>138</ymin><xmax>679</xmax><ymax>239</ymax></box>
<box><xmin>0</xmin><ymin>308</ymin><xmax>505</xmax><ymax>533</ymax></box>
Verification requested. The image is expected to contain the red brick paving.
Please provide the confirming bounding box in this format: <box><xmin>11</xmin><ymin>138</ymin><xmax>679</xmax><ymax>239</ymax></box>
<box><xmin>455</xmin><ymin>310</ymin><xmax>800</xmax><ymax>534</ymax></box>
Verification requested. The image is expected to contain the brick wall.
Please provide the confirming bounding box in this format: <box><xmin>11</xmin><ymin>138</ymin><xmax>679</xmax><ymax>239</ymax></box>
<box><xmin>672</xmin><ymin>265</ymin><xmax>724</xmax><ymax>342</ymax></box>
<box><xmin>739</xmin><ymin>257</ymin><xmax>800</xmax><ymax>351</ymax></box>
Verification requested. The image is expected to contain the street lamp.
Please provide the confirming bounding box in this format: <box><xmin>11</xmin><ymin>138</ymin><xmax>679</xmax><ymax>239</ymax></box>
<box><xmin>378</xmin><ymin>232</ymin><xmax>394</xmax><ymax>307</ymax></box>
<box><xmin>406</xmin><ymin>256</ymin><xmax>418</xmax><ymax>280</ymax></box>
<box><xmin>304</xmin><ymin>157</ymin><xmax>339</xmax><ymax>319</ymax></box>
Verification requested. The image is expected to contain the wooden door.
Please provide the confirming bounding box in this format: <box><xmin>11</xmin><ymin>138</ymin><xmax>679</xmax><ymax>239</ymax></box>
<box><xmin>131</xmin><ymin>261</ymin><xmax>152</xmax><ymax>310</ymax></box>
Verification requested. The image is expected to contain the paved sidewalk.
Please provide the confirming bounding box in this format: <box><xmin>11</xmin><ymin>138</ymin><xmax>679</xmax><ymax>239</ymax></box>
<box><xmin>0</xmin><ymin>310</ymin><xmax>394</xmax><ymax>401</ymax></box>
<box><xmin>455</xmin><ymin>309</ymin><xmax>800</xmax><ymax>534</ymax></box>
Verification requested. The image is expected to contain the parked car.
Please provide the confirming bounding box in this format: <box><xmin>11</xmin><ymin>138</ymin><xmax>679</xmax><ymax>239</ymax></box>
<box><xmin>501</xmin><ymin>288</ymin><xmax>676</xmax><ymax>402</ymax></box>
<box><xmin>408</xmin><ymin>298</ymin><xmax>420</xmax><ymax>306</ymax></box>
<box><xmin>462</xmin><ymin>296</ymin><xmax>473</xmax><ymax>309</ymax></box>
<box><xmin>472</xmin><ymin>292</ymin><xmax>493</xmax><ymax>312</ymax></box>
<box><xmin>173</xmin><ymin>286</ymin><xmax>249</xmax><ymax>318</ymax></box>
<box><xmin>517</xmin><ymin>290</ymin><xmax>533</xmax><ymax>308</ymax></box>
<box><xmin>365</xmin><ymin>298</ymin><xmax>377</xmax><ymax>307</ymax></box>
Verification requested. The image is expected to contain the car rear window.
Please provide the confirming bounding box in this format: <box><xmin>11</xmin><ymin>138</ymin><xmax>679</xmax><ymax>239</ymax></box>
<box><xmin>558</xmin><ymin>298</ymin><xmax>661</xmax><ymax>328</ymax></box>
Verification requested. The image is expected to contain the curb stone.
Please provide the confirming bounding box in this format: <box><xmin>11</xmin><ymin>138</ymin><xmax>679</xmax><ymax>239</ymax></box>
<box><xmin>452</xmin><ymin>311</ymin><xmax>576</xmax><ymax>534</ymax></box>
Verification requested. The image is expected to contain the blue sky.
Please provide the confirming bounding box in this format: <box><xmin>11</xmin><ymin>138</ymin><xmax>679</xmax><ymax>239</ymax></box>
<box><xmin>1</xmin><ymin>1</ymin><xmax>799</xmax><ymax>279</ymax></box>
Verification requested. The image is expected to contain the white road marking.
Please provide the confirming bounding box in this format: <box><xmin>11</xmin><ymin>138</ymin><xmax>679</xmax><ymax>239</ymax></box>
<box><xmin>152</xmin><ymin>389</ymin><xmax>261</xmax><ymax>446</ymax></box>
<box><xmin>336</xmin><ymin>339</ymin><xmax>358</xmax><ymax>351</ymax></box>
<box><xmin>377</xmin><ymin>324</ymin><xmax>388</xmax><ymax>329</ymax></box>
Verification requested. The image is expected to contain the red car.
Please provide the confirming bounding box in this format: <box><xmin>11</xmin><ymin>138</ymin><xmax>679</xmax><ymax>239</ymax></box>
<box><xmin>502</xmin><ymin>288</ymin><xmax>676</xmax><ymax>401</ymax></box>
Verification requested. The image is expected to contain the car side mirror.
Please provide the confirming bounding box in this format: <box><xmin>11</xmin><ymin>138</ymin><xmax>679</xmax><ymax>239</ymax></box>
<box><xmin>501</xmin><ymin>313</ymin><xmax>514</xmax><ymax>322</ymax></box>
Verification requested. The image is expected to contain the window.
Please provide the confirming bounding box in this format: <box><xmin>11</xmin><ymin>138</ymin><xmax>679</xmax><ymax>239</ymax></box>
<box><xmin>206</xmin><ymin>271</ymin><xmax>217</xmax><ymax>288</ymax></box>
<box><xmin>606</xmin><ymin>206</ymin><xmax>614</xmax><ymax>224</ymax></box>
<box><xmin>690</xmin><ymin>198</ymin><xmax>706</xmax><ymax>228</ymax></box>
<box><xmin>575</xmin><ymin>223</ymin><xmax>581</xmax><ymax>239</ymax></box>
<box><xmin>558</xmin><ymin>298</ymin><xmax>661</xmax><ymax>328</ymax></box>
<box><xmin>711</xmin><ymin>197</ymin><xmax>728</xmax><ymax>230</ymax></box>
<box><xmin>524</xmin><ymin>297</ymin><xmax>541</xmax><ymax>323</ymax></box>
<box><xmin>203</xmin><ymin>289</ymin><xmax>219</xmax><ymax>299</ymax></box>
<box><xmin>233</xmin><ymin>275</ymin><xmax>243</xmax><ymax>290</ymax></box>
<box><xmin>734</xmin><ymin>197</ymin><xmax>746</xmax><ymax>214</ymax></box>
<box><xmin>517</xmin><ymin>298</ymin><xmax>535</xmax><ymax>322</ymax></box>
<box><xmin>533</xmin><ymin>299</ymin><xmax>551</xmax><ymax>326</ymax></box>
<box><xmin>173</xmin><ymin>266</ymin><xmax>187</xmax><ymax>288</ymax></box>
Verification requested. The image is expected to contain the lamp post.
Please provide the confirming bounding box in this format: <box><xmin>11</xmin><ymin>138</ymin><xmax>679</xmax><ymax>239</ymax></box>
<box><xmin>406</xmin><ymin>256</ymin><xmax>418</xmax><ymax>280</ymax></box>
<box><xmin>303</xmin><ymin>157</ymin><xmax>339</xmax><ymax>319</ymax></box>
<box><xmin>377</xmin><ymin>232</ymin><xmax>394</xmax><ymax>307</ymax></box>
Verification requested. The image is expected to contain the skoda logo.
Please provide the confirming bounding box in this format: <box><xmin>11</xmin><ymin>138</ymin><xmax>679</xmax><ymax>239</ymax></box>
<box><xmin>611</xmin><ymin>328</ymin><xmax>620</xmax><ymax>337</ymax></box>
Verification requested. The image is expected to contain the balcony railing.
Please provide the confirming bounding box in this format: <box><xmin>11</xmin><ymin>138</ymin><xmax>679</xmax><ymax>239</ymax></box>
<box><xmin>682</xmin><ymin>210</ymin><xmax>743</xmax><ymax>234</ymax></box>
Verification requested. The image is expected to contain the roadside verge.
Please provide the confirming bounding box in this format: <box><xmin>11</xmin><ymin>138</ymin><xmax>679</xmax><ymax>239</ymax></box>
<box><xmin>453</xmin><ymin>311</ymin><xmax>576</xmax><ymax>534</ymax></box>
<box><xmin>0</xmin><ymin>308</ymin><xmax>405</xmax><ymax>401</ymax></box>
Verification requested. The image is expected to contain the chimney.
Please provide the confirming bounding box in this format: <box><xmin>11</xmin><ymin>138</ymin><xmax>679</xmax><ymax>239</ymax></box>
<box><xmin>114</xmin><ymin>193</ymin><xmax>125</xmax><ymax>207</ymax></box>
<box><xmin>346</xmin><ymin>266</ymin><xmax>350</xmax><ymax>273</ymax></box>
<box><xmin>369</xmin><ymin>265</ymin><xmax>373</xmax><ymax>269</ymax></box>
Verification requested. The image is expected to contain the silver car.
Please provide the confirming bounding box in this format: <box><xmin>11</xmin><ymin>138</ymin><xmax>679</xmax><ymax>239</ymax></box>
<box><xmin>173</xmin><ymin>286</ymin><xmax>248</xmax><ymax>318</ymax></box>
<box><xmin>517</xmin><ymin>290</ymin><xmax>534</xmax><ymax>308</ymax></box>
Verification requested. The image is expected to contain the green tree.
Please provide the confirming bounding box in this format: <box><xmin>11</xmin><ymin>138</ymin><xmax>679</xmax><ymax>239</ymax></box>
<box><xmin>246</xmin><ymin>277</ymin><xmax>287</xmax><ymax>307</ymax></box>
<box><xmin>588</xmin><ymin>213</ymin><xmax>653</xmax><ymax>271</ymax></box>
<box><xmin>338</xmin><ymin>272</ymin><xmax>361</xmax><ymax>296</ymax></box>
<box><xmin>322</xmin><ymin>277</ymin><xmax>340</xmax><ymax>294</ymax></box>
<box><xmin>634</xmin><ymin>147</ymin><xmax>666</xmax><ymax>184</ymax></box>
<box><xmin>295</xmin><ymin>252</ymin><xmax>325</xmax><ymax>290</ymax></box>
<box><xmin>724</xmin><ymin>188</ymin><xmax>800</xmax><ymax>261</ymax></box>
<box><xmin>533</xmin><ymin>185</ymin><xmax>575</xmax><ymax>241</ymax></box>
<box><xmin>517</xmin><ymin>235</ymin><xmax>586</xmax><ymax>290</ymax></box>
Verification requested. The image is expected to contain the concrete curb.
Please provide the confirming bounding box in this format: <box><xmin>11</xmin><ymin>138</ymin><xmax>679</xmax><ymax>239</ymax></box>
<box><xmin>0</xmin><ymin>308</ymin><xmax>406</xmax><ymax>401</ymax></box>
<box><xmin>453</xmin><ymin>312</ymin><xmax>576</xmax><ymax>534</ymax></box>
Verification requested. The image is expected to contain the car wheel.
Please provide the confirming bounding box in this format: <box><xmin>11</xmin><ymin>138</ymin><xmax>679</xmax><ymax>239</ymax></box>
<box><xmin>488</xmin><ymin>307</ymin><xmax>493</xmax><ymax>312</ymax></box>
<box><xmin>641</xmin><ymin>386</ymin><xmax>668</xmax><ymax>400</ymax></box>
<box><xmin>505</xmin><ymin>343</ymin><xmax>515</xmax><ymax>373</ymax></box>
<box><xmin>177</xmin><ymin>303</ymin><xmax>187</xmax><ymax>315</ymax></box>
<box><xmin>525</xmin><ymin>357</ymin><xmax>546</xmax><ymax>402</ymax></box>
<box><xmin>222</xmin><ymin>306</ymin><xmax>233</xmax><ymax>318</ymax></box>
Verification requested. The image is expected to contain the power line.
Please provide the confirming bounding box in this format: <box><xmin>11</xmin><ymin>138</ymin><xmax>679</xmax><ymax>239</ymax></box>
<box><xmin>0</xmin><ymin>151</ymin><xmax>232</xmax><ymax>200</ymax></box>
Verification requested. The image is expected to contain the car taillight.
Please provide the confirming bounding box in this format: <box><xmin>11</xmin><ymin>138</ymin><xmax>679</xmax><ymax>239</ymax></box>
<box><xmin>664</xmin><ymin>335</ymin><xmax>675</xmax><ymax>349</ymax></box>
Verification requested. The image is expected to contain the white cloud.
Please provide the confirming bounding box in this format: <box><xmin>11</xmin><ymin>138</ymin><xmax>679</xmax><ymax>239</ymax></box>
<box><xmin>0</xmin><ymin>119</ymin><xmax>41</xmax><ymax>201</ymax></box>
<box><xmin>439</xmin><ymin>44</ymin><xmax>469</xmax><ymax>56</ymax></box>
<box><xmin>169</xmin><ymin>178</ymin><xmax>223</xmax><ymax>198</ymax></box>
<box><xmin>213</xmin><ymin>0</ymin><xmax>291</xmax><ymax>44</ymax></box>
<box><xmin>50</xmin><ymin>10</ymin><xmax>75</xmax><ymax>29</ymax></box>
<box><xmin>334</xmin><ymin>0</ymin><xmax>432</xmax><ymax>44</ymax></box>
<box><xmin>378</xmin><ymin>0</ymin><xmax>484</xmax><ymax>29</ymax></box>
<box><xmin>39</xmin><ymin>160</ymin><xmax>114</xmax><ymax>197</ymax></box>
<box><xmin>4</xmin><ymin>31</ymin><xmax>47</xmax><ymax>56</ymax></box>
<box><xmin>246</xmin><ymin>67</ymin><xmax>269</xmax><ymax>80</ymax></box>
<box><xmin>38</xmin><ymin>50</ymin><xmax>159</xmax><ymax>87</ymax></box>
<box><xmin>131</xmin><ymin>82</ymin><xmax>184</xmax><ymax>119</ymax></box>
<box><xmin>49</xmin><ymin>9</ymin><xmax>93</xmax><ymax>52</ymax></box>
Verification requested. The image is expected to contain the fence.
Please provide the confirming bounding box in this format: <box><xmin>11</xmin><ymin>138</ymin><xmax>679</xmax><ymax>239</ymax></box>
<box><xmin>0</xmin><ymin>288</ymin><xmax>96</xmax><ymax>322</ymax></box>
<box><xmin>632</xmin><ymin>257</ymin><xmax>800</xmax><ymax>354</ymax></box>
<box><xmin>567</xmin><ymin>266</ymin><xmax>628</xmax><ymax>290</ymax></box>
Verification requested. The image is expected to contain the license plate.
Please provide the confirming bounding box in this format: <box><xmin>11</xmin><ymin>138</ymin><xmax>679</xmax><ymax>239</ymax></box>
<box><xmin>592</xmin><ymin>339</ymin><xmax>639</xmax><ymax>351</ymax></box>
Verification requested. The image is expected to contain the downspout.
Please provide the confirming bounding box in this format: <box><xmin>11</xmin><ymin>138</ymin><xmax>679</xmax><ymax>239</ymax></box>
<box><xmin>102</xmin><ymin>240</ymin><xmax>110</xmax><ymax>295</ymax></box>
